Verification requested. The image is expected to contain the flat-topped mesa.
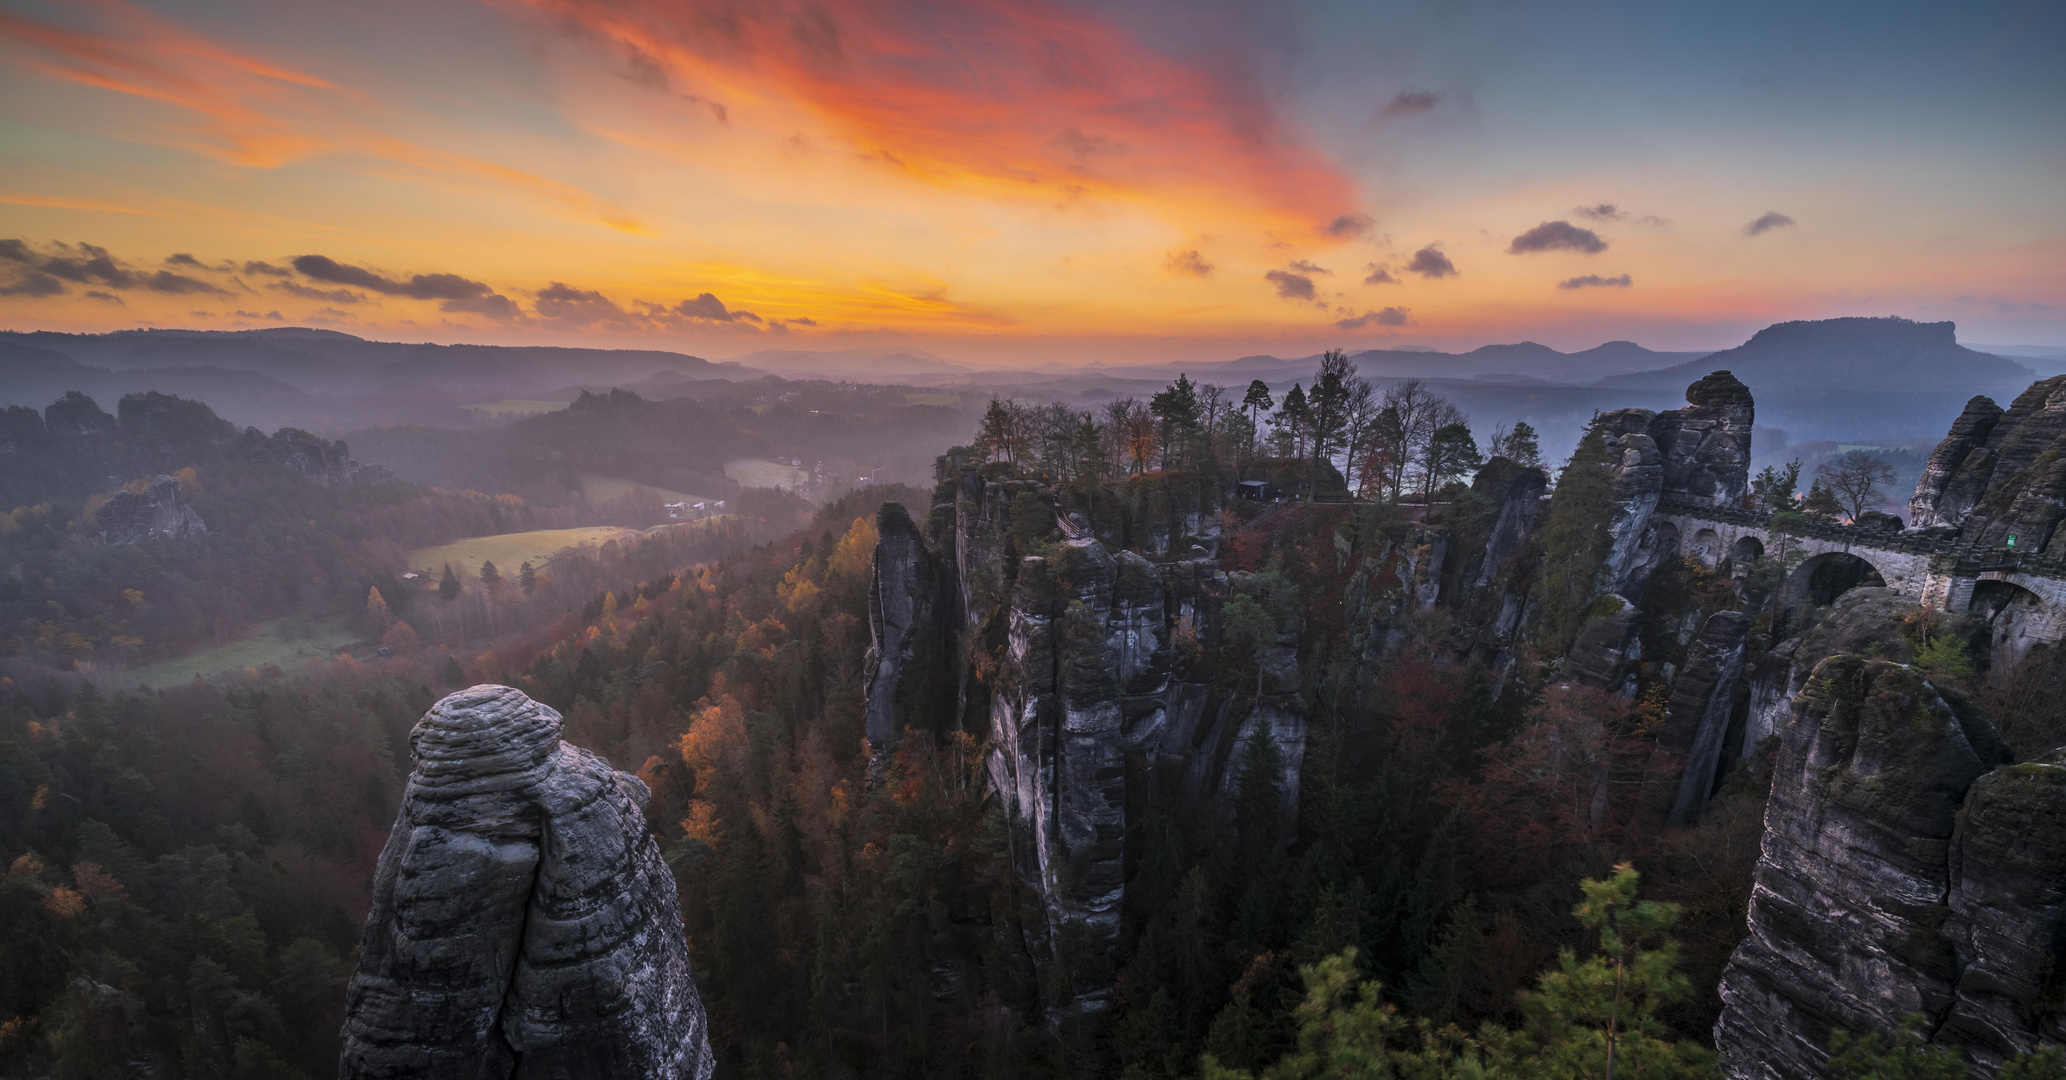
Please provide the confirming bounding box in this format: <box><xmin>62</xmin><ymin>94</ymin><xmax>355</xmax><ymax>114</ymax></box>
<box><xmin>340</xmin><ymin>685</ymin><xmax>714</xmax><ymax>1080</ymax></box>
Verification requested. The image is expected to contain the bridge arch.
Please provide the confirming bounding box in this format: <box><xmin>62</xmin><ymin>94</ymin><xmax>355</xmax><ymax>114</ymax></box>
<box><xmin>1782</xmin><ymin>549</ymin><xmax>1889</xmax><ymax>613</ymax></box>
<box><xmin>1688</xmin><ymin>527</ymin><xmax>1722</xmax><ymax>568</ymax></box>
<box><xmin>1729</xmin><ymin>535</ymin><xmax>1764</xmax><ymax>566</ymax></box>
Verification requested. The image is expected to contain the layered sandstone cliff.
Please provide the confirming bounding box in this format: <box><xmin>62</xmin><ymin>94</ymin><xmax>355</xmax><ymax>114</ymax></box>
<box><xmin>340</xmin><ymin>685</ymin><xmax>714</xmax><ymax>1079</ymax></box>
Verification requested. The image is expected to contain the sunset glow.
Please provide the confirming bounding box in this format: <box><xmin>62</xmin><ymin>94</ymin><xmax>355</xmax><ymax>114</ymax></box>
<box><xmin>1</xmin><ymin>0</ymin><xmax>2060</xmax><ymax>359</ymax></box>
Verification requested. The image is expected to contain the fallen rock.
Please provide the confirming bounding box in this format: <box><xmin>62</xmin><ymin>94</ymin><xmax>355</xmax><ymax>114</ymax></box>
<box><xmin>339</xmin><ymin>685</ymin><xmax>714</xmax><ymax>1079</ymax></box>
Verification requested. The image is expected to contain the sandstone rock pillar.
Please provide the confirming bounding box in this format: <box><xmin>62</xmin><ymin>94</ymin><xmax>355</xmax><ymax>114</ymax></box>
<box><xmin>340</xmin><ymin>685</ymin><xmax>714</xmax><ymax>1080</ymax></box>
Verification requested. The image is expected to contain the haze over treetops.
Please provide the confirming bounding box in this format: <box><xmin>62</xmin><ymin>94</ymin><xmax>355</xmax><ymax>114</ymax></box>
<box><xmin>0</xmin><ymin>0</ymin><xmax>2060</xmax><ymax>361</ymax></box>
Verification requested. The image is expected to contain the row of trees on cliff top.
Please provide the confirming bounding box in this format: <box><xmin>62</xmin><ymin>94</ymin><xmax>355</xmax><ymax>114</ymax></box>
<box><xmin>976</xmin><ymin>350</ymin><xmax>1542</xmax><ymax>503</ymax></box>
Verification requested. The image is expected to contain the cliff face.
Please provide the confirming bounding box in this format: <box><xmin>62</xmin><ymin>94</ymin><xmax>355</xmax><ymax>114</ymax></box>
<box><xmin>1715</xmin><ymin>657</ymin><xmax>2013</xmax><ymax>1079</ymax></box>
<box><xmin>1909</xmin><ymin>376</ymin><xmax>2066</xmax><ymax>546</ymax></box>
<box><xmin>871</xmin><ymin>457</ymin><xmax>1301</xmax><ymax>1022</ymax></box>
<box><xmin>340</xmin><ymin>685</ymin><xmax>714</xmax><ymax>1080</ymax></box>
<box><xmin>95</xmin><ymin>475</ymin><xmax>206</xmax><ymax>544</ymax></box>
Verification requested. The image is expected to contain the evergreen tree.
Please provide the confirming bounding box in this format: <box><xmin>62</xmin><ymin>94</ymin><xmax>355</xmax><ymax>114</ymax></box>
<box><xmin>1152</xmin><ymin>374</ymin><xmax>1203</xmax><ymax>471</ymax></box>
<box><xmin>1242</xmin><ymin>380</ymin><xmax>1274</xmax><ymax>457</ymax></box>
<box><xmin>478</xmin><ymin>560</ymin><xmax>501</xmax><ymax>592</ymax></box>
<box><xmin>1497</xmin><ymin>420</ymin><xmax>1543</xmax><ymax>468</ymax></box>
<box><xmin>1802</xmin><ymin>479</ymin><xmax>1844</xmax><ymax>520</ymax></box>
<box><xmin>1419</xmin><ymin>421</ymin><xmax>1484</xmax><ymax>503</ymax></box>
<box><xmin>1531</xmin><ymin>418</ymin><xmax>1620</xmax><ymax>651</ymax></box>
<box><xmin>1751</xmin><ymin>460</ymin><xmax>1803</xmax><ymax>513</ymax></box>
<box><xmin>518</xmin><ymin>560</ymin><xmax>537</xmax><ymax>596</ymax></box>
<box><xmin>438</xmin><ymin>563</ymin><xmax>461</xmax><ymax>602</ymax></box>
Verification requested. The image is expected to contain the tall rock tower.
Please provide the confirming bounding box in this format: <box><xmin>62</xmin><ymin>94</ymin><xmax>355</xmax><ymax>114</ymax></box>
<box><xmin>339</xmin><ymin>685</ymin><xmax>715</xmax><ymax>1079</ymax></box>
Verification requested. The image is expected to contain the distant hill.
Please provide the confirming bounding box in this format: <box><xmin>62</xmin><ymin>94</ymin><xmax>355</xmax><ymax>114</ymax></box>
<box><xmin>1600</xmin><ymin>317</ymin><xmax>2031</xmax><ymax>390</ymax></box>
<box><xmin>731</xmin><ymin>345</ymin><xmax>972</xmax><ymax>379</ymax></box>
<box><xmin>0</xmin><ymin>327</ymin><xmax>766</xmax><ymax>434</ymax></box>
<box><xmin>1093</xmin><ymin>339</ymin><xmax>1710</xmax><ymax>386</ymax></box>
<box><xmin>0</xmin><ymin>327</ymin><xmax>760</xmax><ymax>398</ymax></box>
<box><xmin>1601</xmin><ymin>317</ymin><xmax>2037</xmax><ymax>442</ymax></box>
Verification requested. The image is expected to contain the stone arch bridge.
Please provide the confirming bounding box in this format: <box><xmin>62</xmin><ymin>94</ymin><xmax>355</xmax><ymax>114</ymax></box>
<box><xmin>1645</xmin><ymin>496</ymin><xmax>2066</xmax><ymax>649</ymax></box>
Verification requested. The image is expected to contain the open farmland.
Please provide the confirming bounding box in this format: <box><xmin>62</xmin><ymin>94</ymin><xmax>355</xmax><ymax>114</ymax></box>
<box><xmin>406</xmin><ymin>526</ymin><xmax>646</xmax><ymax>576</ymax></box>
<box><xmin>579</xmin><ymin>473</ymin><xmax>715</xmax><ymax>506</ymax></box>
<box><xmin>724</xmin><ymin>457</ymin><xmax>809</xmax><ymax>488</ymax></box>
<box><xmin>466</xmin><ymin>399</ymin><xmax>567</xmax><ymax>417</ymax></box>
<box><xmin>124</xmin><ymin>613</ymin><xmax>360</xmax><ymax>686</ymax></box>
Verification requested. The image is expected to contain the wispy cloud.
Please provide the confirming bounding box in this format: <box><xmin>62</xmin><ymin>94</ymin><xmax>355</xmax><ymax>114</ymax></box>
<box><xmin>1165</xmin><ymin>249</ymin><xmax>1214</xmax><ymax>277</ymax></box>
<box><xmin>1742</xmin><ymin>211</ymin><xmax>1796</xmax><ymax>237</ymax></box>
<box><xmin>1558</xmin><ymin>274</ymin><xmax>1632</xmax><ymax>289</ymax></box>
<box><xmin>0</xmin><ymin>1</ymin><xmax>648</xmax><ymax>233</ymax></box>
<box><xmin>510</xmin><ymin>0</ymin><xmax>1357</xmax><ymax>230</ymax></box>
<box><xmin>1379</xmin><ymin>90</ymin><xmax>1439</xmax><ymax>118</ymax></box>
<box><xmin>1336</xmin><ymin>306</ymin><xmax>1410</xmax><ymax>329</ymax></box>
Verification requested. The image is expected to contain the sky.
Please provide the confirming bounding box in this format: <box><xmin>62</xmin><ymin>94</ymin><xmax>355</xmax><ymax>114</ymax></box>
<box><xmin>0</xmin><ymin>0</ymin><xmax>2061</xmax><ymax>363</ymax></box>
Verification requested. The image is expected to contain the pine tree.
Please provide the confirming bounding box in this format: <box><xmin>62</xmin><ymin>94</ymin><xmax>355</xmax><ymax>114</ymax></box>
<box><xmin>479</xmin><ymin>560</ymin><xmax>501</xmax><ymax>592</ymax></box>
<box><xmin>1242</xmin><ymin>380</ymin><xmax>1274</xmax><ymax>457</ymax></box>
<box><xmin>518</xmin><ymin>560</ymin><xmax>537</xmax><ymax>596</ymax></box>
<box><xmin>438</xmin><ymin>563</ymin><xmax>461</xmax><ymax>602</ymax></box>
<box><xmin>1499</xmin><ymin>420</ymin><xmax>1543</xmax><ymax>467</ymax></box>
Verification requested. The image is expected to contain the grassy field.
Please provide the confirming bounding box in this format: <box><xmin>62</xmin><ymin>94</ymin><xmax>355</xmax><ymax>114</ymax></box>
<box><xmin>468</xmin><ymin>399</ymin><xmax>567</xmax><ymax>417</ymax></box>
<box><xmin>904</xmin><ymin>391</ymin><xmax>963</xmax><ymax>406</ymax></box>
<box><xmin>724</xmin><ymin>458</ymin><xmax>808</xmax><ymax>489</ymax></box>
<box><xmin>406</xmin><ymin>526</ymin><xmax>647</xmax><ymax>576</ymax></box>
<box><xmin>126</xmin><ymin>613</ymin><xmax>360</xmax><ymax>685</ymax></box>
<box><xmin>579</xmin><ymin>473</ymin><xmax>714</xmax><ymax>506</ymax></box>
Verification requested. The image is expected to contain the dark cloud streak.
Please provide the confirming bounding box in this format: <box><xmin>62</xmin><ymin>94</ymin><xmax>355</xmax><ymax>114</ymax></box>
<box><xmin>1508</xmin><ymin>220</ymin><xmax>1608</xmax><ymax>254</ymax></box>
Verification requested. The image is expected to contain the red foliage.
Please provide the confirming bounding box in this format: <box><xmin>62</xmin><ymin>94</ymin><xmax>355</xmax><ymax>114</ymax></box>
<box><xmin>1439</xmin><ymin>683</ymin><xmax>1679</xmax><ymax>888</ymax></box>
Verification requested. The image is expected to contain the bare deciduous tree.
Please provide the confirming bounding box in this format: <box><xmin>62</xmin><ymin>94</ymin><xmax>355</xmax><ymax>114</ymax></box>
<box><xmin>1816</xmin><ymin>451</ymin><xmax>1897</xmax><ymax>521</ymax></box>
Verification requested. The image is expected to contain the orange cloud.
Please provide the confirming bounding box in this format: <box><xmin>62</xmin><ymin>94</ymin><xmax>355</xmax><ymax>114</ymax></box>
<box><xmin>510</xmin><ymin>0</ymin><xmax>1361</xmax><ymax>233</ymax></box>
<box><xmin>0</xmin><ymin>0</ymin><xmax>647</xmax><ymax>231</ymax></box>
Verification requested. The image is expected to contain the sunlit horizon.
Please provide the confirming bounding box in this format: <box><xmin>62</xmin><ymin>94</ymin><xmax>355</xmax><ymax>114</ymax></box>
<box><xmin>2</xmin><ymin>0</ymin><xmax>2061</xmax><ymax>362</ymax></box>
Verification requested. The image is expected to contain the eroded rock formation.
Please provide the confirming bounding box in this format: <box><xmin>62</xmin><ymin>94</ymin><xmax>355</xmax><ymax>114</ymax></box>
<box><xmin>1911</xmin><ymin>376</ymin><xmax>2066</xmax><ymax>537</ymax></box>
<box><xmin>229</xmin><ymin>426</ymin><xmax>397</xmax><ymax>485</ymax></box>
<box><xmin>340</xmin><ymin>685</ymin><xmax>714</xmax><ymax>1080</ymax></box>
<box><xmin>864</xmin><ymin>501</ymin><xmax>939</xmax><ymax>751</ymax></box>
<box><xmin>1715</xmin><ymin>657</ymin><xmax>2013</xmax><ymax>1079</ymax></box>
<box><xmin>873</xmin><ymin>457</ymin><xmax>1300</xmax><ymax>1023</ymax></box>
<box><xmin>95</xmin><ymin>475</ymin><xmax>206</xmax><ymax>544</ymax></box>
<box><xmin>1659</xmin><ymin>608</ymin><xmax>1749</xmax><ymax>825</ymax></box>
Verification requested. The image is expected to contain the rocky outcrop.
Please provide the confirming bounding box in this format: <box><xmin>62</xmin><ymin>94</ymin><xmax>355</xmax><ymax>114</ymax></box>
<box><xmin>1907</xmin><ymin>376</ymin><xmax>2066</xmax><ymax>550</ymax></box>
<box><xmin>340</xmin><ymin>685</ymin><xmax>713</xmax><ymax>1080</ymax></box>
<box><xmin>1595</xmin><ymin>409</ymin><xmax>1665</xmax><ymax>595</ymax></box>
<box><xmin>95</xmin><ymin>475</ymin><xmax>206</xmax><ymax>544</ymax></box>
<box><xmin>1739</xmin><ymin>588</ymin><xmax>1920</xmax><ymax>759</ymax></box>
<box><xmin>1471</xmin><ymin>457</ymin><xmax>1548</xmax><ymax>589</ymax></box>
<box><xmin>229</xmin><ymin>426</ymin><xmax>396</xmax><ymax>485</ymax></box>
<box><xmin>904</xmin><ymin>454</ymin><xmax>1303</xmax><ymax>1023</ymax></box>
<box><xmin>1564</xmin><ymin>596</ymin><xmax>1643</xmax><ymax>694</ymax></box>
<box><xmin>865</xmin><ymin>501</ymin><xmax>938</xmax><ymax>750</ymax></box>
<box><xmin>1940</xmin><ymin>750</ymin><xmax>2066</xmax><ymax>1067</ymax></box>
<box><xmin>1715</xmin><ymin>657</ymin><xmax>2014</xmax><ymax>1079</ymax></box>
<box><xmin>1659</xmin><ymin>609</ymin><xmax>1750</xmax><ymax>825</ymax></box>
<box><xmin>1653</xmin><ymin>370</ymin><xmax>1755</xmax><ymax>508</ymax></box>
